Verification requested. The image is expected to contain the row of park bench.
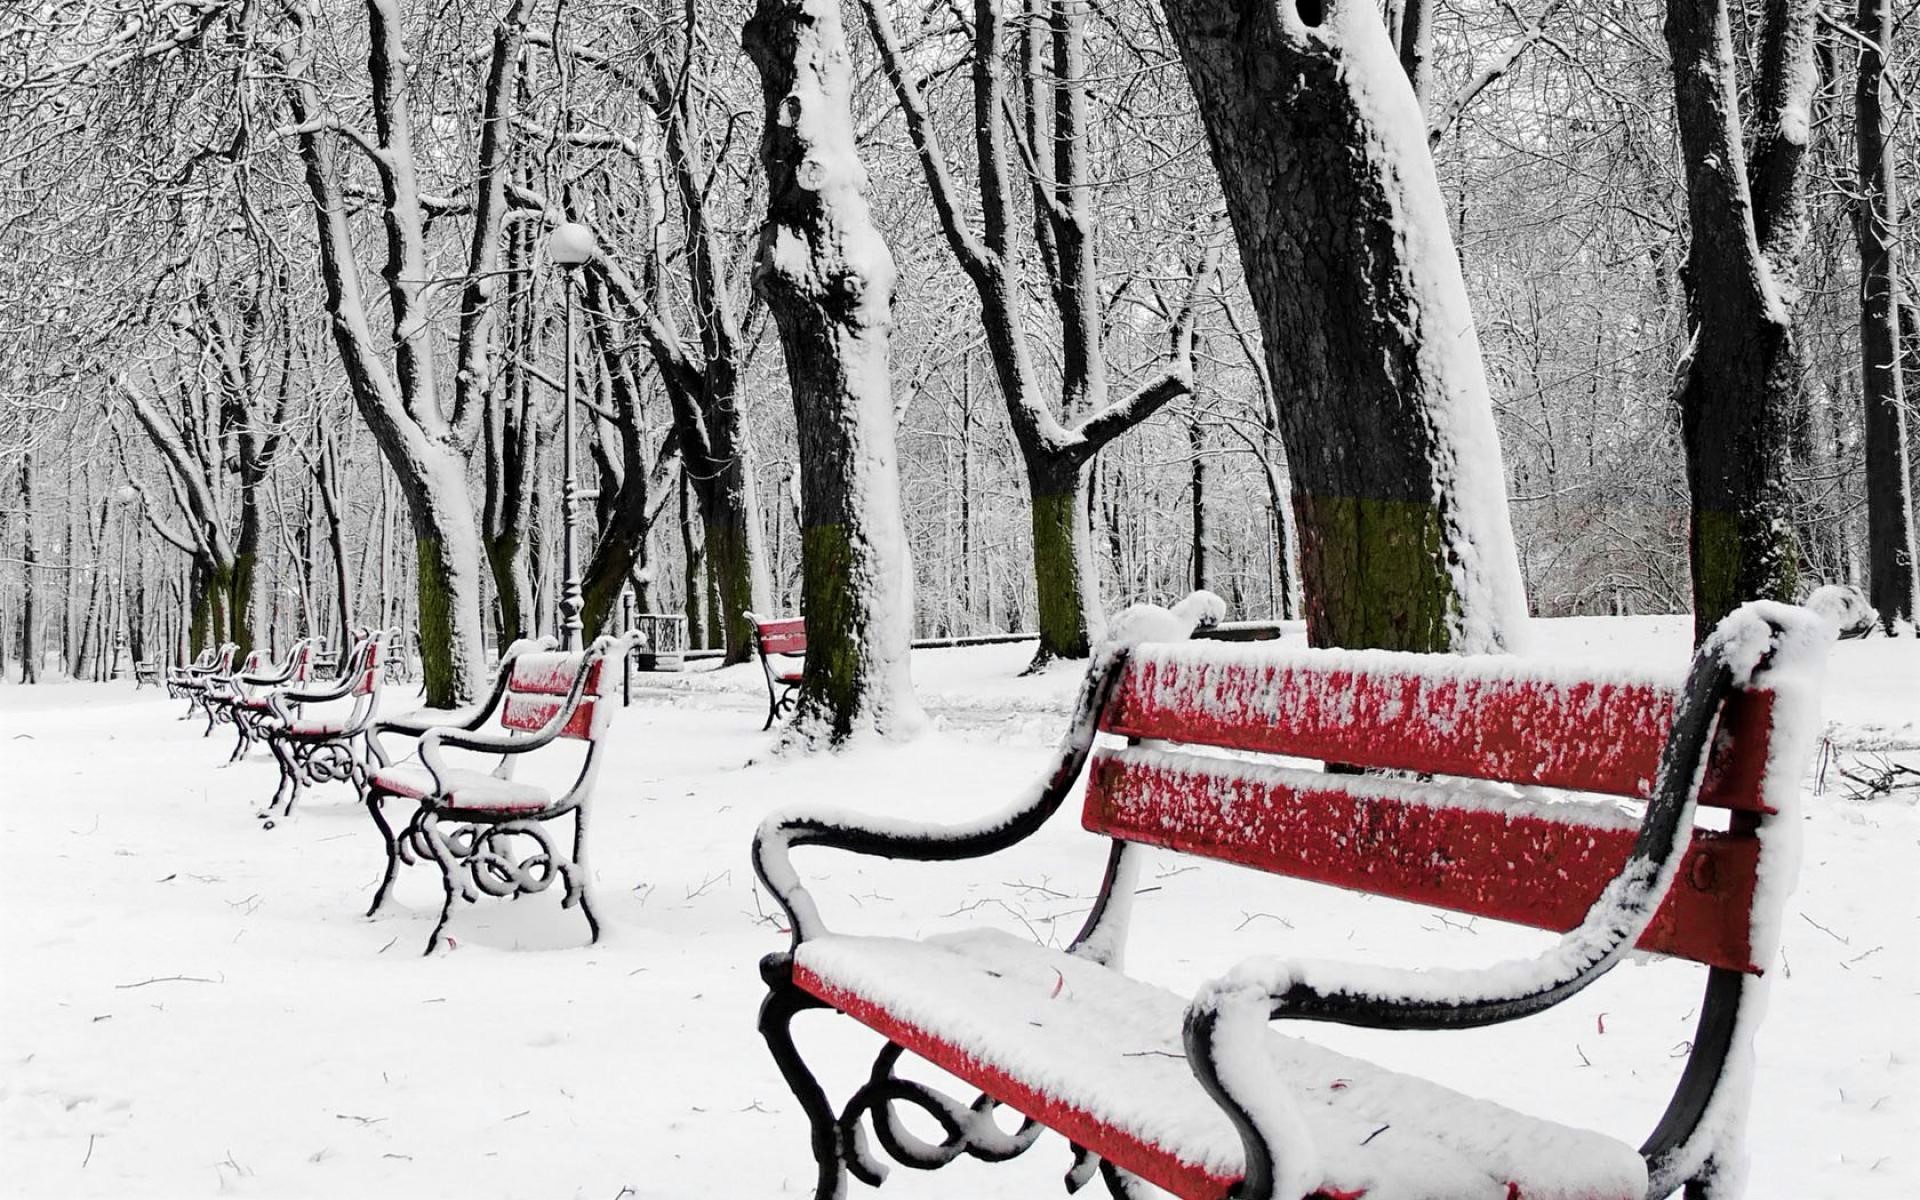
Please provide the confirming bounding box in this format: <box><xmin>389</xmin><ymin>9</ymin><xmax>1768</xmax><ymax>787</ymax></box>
<box><xmin>154</xmin><ymin>598</ymin><xmax>1831</xmax><ymax>1200</ymax></box>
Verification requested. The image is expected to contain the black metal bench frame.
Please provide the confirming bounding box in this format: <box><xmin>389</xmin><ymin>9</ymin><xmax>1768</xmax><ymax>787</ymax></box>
<box><xmin>362</xmin><ymin>632</ymin><xmax>638</xmax><ymax>954</ymax></box>
<box><xmin>257</xmin><ymin>629</ymin><xmax>388</xmax><ymax>828</ymax></box>
<box><xmin>750</xmin><ymin>602</ymin><xmax>1824</xmax><ymax>1200</ymax></box>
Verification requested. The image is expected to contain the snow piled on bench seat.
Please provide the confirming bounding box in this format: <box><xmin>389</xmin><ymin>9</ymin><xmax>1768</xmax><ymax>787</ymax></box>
<box><xmin>794</xmin><ymin>928</ymin><xmax>1646</xmax><ymax>1200</ymax></box>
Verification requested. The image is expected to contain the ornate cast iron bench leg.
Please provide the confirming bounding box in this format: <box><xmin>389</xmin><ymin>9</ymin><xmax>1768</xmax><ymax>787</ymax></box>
<box><xmin>759</xmin><ymin>966</ymin><xmax>847</xmax><ymax>1200</ymax></box>
<box><xmin>365</xmin><ymin>794</ymin><xmax>402</xmax><ymax>918</ymax></box>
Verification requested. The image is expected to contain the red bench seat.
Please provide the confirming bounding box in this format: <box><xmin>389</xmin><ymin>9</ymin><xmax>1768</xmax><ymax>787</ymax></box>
<box><xmin>365</xmin><ymin>763</ymin><xmax>552</xmax><ymax>813</ymax></box>
<box><xmin>794</xmin><ymin>928</ymin><xmax>1646</xmax><ymax>1200</ymax></box>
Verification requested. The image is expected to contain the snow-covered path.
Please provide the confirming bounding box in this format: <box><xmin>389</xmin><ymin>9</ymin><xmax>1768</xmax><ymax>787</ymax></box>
<box><xmin>3</xmin><ymin>624</ymin><xmax>1913</xmax><ymax>1199</ymax></box>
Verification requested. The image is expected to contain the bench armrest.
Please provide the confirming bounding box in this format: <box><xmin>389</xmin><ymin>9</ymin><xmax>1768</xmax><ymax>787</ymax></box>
<box><xmin>755</xmin><ymin>647</ymin><xmax>1127</xmax><ymax>945</ymax></box>
<box><xmin>756</xmin><ymin>593</ymin><xmax>1228</xmax><ymax>946</ymax></box>
<box><xmin>1175</xmin><ymin>637</ymin><xmax>1746</xmax><ymax>1200</ymax></box>
<box><xmin>367</xmin><ymin>636</ymin><xmax>556</xmax><ymax>765</ymax></box>
<box><xmin>268</xmin><ymin>677</ymin><xmax>355</xmax><ymax>722</ymax></box>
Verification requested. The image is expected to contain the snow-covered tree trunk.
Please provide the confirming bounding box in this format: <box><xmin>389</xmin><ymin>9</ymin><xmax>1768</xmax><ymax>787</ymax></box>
<box><xmin>18</xmin><ymin>453</ymin><xmax>38</xmax><ymax>683</ymax></box>
<box><xmin>1855</xmin><ymin>0</ymin><xmax>1920</xmax><ymax>630</ymax></box>
<box><xmin>1161</xmin><ymin>0</ymin><xmax>1530</xmax><ymax>654</ymax></box>
<box><xmin>744</xmin><ymin>0</ymin><xmax>922</xmax><ymax>741</ymax></box>
<box><xmin>1664</xmin><ymin>0</ymin><xmax>1812</xmax><ymax>640</ymax></box>
<box><xmin>858</xmin><ymin>0</ymin><xmax>1210</xmax><ymax>669</ymax></box>
<box><xmin>276</xmin><ymin>0</ymin><xmax>492</xmax><ymax>704</ymax></box>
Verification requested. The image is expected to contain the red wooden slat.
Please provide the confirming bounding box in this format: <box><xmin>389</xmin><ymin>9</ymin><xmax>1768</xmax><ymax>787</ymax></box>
<box><xmin>1100</xmin><ymin>649</ymin><xmax>1773</xmax><ymax>811</ymax></box>
<box><xmin>507</xmin><ymin>652</ymin><xmax>600</xmax><ymax>696</ymax></box>
<box><xmin>792</xmin><ymin>965</ymin><xmax>1239</xmax><ymax>1200</ymax></box>
<box><xmin>501</xmin><ymin>694</ymin><xmax>595</xmax><ymax>740</ymax></box>
<box><xmin>756</xmin><ymin>618</ymin><xmax>807</xmax><ymax>656</ymax></box>
<box><xmin>1083</xmin><ymin>752</ymin><xmax>1762</xmax><ymax>973</ymax></box>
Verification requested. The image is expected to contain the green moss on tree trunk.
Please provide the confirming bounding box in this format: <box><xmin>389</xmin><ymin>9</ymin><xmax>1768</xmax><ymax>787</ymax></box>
<box><xmin>1294</xmin><ymin>493</ymin><xmax>1454</xmax><ymax>652</ymax></box>
<box><xmin>796</xmin><ymin>523</ymin><xmax>864</xmax><ymax>738</ymax></box>
<box><xmin>1030</xmin><ymin>485</ymin><xmax>1093</xmax><ymax>663</ymax></box>
<box><xmin>416</xmin><ymin>537</ymin><xmax>458</xmax><ymax>707</ymax></box>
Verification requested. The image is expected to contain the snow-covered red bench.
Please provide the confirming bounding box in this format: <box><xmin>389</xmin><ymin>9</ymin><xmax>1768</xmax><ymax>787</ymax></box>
<box><xmin>747</xmin><ymin>613</ymin><xmax>805</xmax><ymax>729</ymax></box>
<box><xmin>170</xmin><ymin>642</ymin><xmax>235</xmax><ymax>720</ymax></box>
<box><xmin>362</xmin><ymin>632</ymin><xmax>638</xmax><ymax>954</ymax></box>
<box><xmin>257</xmin><ymin>629</ymin><xmax>391</xmax><ymax>827</ymax></box>
<box><xmin>752</xmin><ymin>595</ymin><xmax>1831</xmax><ymax>1200</ymax></box>
<box><xmin>206</xmin><ymin>637</ymin><xmax>318</xmax><ymax>761</ymax></box>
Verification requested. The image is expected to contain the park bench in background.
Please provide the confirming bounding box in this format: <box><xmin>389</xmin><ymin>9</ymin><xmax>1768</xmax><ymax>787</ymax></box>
<box><xmin>751</xmin><ymin>596</ymin><xmax>1831</xmax><ymax>1200</ymax></box>
<box><xmin>746</xmin><ymin>613</ymin><xmax>805</xmax><ymax>729</ymax></box>
<box><xmin>362</xmin><ymin>632</ymin><xmax>638</xmax><ymax>954</ymax></box>
<box><xmin>206</xmin><ymin>637</ymin><xmax>317</xmax><ymax>761</ymax></box>
<box><xmin>134</xmin><ymin>658</ymin><xmax>162</xmax><ymax>689</ymax></box>
<box><xmin>169</xmin><ymin>643</ymin><xmax>234</xmax><ymax>720</ymax></box>
<box><xmin>257</xmin><ymin>630</ymin><xmax>390</xmax><ymax>828</ymax></box>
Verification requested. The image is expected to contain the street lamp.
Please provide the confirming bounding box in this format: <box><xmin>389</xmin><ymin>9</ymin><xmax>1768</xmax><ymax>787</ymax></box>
<box><xmin>548</xmin><ymin>221</ymin><xmax>597</xmax><ymax>651</ymax></box>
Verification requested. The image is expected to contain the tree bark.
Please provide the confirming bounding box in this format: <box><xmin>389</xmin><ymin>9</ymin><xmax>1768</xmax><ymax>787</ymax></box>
<box><xmin>745</xmin><ymin>0</ymin><xmax>922</xmax><ymax>741</ymax></box>
<box><xmin>1162</xmin><ymin>0</ymin><xmax>1530</xmax><ymax>653</ymax></box>
<box><xmin>856</xmin><ymin>0</ymin><xmax>1211</xmax><ymax>667</ymax></box>
<box><xmin>19</xmin><ymin>454</ymin><xmax>38</xmax><ymax>683</ymax></box>
<box><xmin>1856</xmin><ymin>0</ymin><xmax>1920</xmax><ymax>628</ymax></box>
<box><xmin>276</xmin><ymin>0</ymin><xmax>491</xmax><ymax>703</ymax></box>
<box><xmin>1664</xmin><ymin>0</ymin><xmax>1812</xmax><ymax>639</ymax></box>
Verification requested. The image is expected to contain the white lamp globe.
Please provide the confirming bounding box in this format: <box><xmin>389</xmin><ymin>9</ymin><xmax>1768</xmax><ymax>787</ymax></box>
<box><xmin>548</xmin><ymin>222</ymin><xmax>598</xmax><ymax>269</ymax></box>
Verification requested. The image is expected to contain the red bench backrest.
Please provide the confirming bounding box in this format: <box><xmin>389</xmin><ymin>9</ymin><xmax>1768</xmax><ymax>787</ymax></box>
<box><xmin>351</xmin><ymin>635</ymin><xmax>384</xmax><ymax>697</ymax></box>
<box><xmin>291</xmin><ymin>640</ymin><xmax>315</xmax><ymax>683</ymax></box>
<box><xmin>501</xmin><ymin>651</ymin><xmax>605</xmax><ymax>741</ymax></box>
<box><xmin>756</xmin><ymin>618</ymin><xmax>807</xmax><ymax>657</ymax></box>
<box><xmin>1086</xmin><ymin>644</ymin><xmax>1777</xmax><ymax>973</ymax></box>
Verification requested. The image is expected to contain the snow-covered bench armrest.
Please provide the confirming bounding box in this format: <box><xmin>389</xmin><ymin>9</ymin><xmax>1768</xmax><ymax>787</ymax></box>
<box><xmin>755</xmin><ymin>591</ymin><xmax>1229</xmax><ymax>945</ymax></box>
<box><xmin>1175</xmin><ymin>635</ymin><xmax>1747</xmax><ymax>1200</ymax></box>
<box><xmin>369</xmin><ymin>636</ymin><xmax>554</xmax><ymax>762</ymax></box>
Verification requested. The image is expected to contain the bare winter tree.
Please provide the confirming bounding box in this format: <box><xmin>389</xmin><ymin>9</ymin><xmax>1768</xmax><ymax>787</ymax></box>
<box><xmin>120</xmin><ymin>274</ymin><xmax>293</xmax><ymax>660</ymax></box>
<box><xmin>1855</xmin><ymin>0</ymin><xmax>1920</xmax><ymax>629</ymax></box>
<box><xmin>745</xmin><ymin>0</ymin><xmax>921</xmax><ymax>740</ymax></box>
<box><xmin>1661</xmin><ymin>0</ymin><xmax>1819</xmax><ymax>639</ymax></box>
<box><xmin>1160</xmin><ymin>0</ymin><xmax>1531</xmax><ymax>653</ymax></box>
<box><xmin>271</xmin><ymin>0</ymin><xmax>524</xmax><ymax>703</ymax></box>
<box><xmin>858</xmin><ymin>0</ymin><xmax>1218</xmax><ymax>667</ymax></box>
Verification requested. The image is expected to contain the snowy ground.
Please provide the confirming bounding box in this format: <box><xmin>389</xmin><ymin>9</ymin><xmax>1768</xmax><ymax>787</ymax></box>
<box><xmin>2</xmin><ymin>618</ymin><xmax>1913</xmax><ymax>1199</ymax></box>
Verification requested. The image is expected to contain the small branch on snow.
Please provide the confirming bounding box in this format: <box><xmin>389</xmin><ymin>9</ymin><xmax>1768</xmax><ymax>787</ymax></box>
<box><xmin>114</xmin><ymin>975</ymin><xmax>221</xmax><ymax>989</ymax></box>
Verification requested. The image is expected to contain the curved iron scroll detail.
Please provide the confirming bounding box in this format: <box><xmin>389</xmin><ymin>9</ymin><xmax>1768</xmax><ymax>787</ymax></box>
<box><xmin>293</xmin><ymin>739</ymin><xmax>364</xmax><ymax>789</ymax></box>
<box><xmin>391</xmin><ymin>810</ymin><xmax>595</xmax><ymax>955</ymax></box>
<box><xmin>837</xmin><ymin>1043</ymin><xmax>1044</xmax><ymax>1185</ymax></box>
<box><xmin>408</xmin><ymin>820</ymin><xmax>563</xmax><ymax>903</ymax></box>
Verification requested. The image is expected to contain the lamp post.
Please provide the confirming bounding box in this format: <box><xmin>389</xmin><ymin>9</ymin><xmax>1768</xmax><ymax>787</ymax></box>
<box><xmin>110</xmin><ymin>485</ymin><xmax>140</xmax><ymax>680</ymax></box>
<box><xmin>548</xmin><ymin>221</ymin><xmax>597</xmax><ymax>650</ymax></box>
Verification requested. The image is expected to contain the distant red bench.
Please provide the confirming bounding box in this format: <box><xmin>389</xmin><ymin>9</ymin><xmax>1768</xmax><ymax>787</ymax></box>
<box><xmin>257</xmin><ymin>630</ymin><xmax>391</xmax><ymax>827</ymax></box>
<box><xmin>751</xmin><ymin>597</ymin><xmax>1830</xmax><ymax>1200</ymax></box>
<box><xmin>206</xmin><ymin>637</ymin><xmax>318</xmax><ymax>761</ymax></box>
<box><xmin>363</xmin><ymin>632</ymin><xmax>638</xmax><ymax>954</ymax></box>
<box><xmin>746</xmin><ymin>613</ymin><xmax>806</xmax><ymax>729</ymax></box>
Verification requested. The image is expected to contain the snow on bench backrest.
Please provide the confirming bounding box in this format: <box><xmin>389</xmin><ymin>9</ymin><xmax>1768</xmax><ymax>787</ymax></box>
<box><xmin>351</xmin><ymin>634</ymin><xmax>385</xmax><ymax>697</ymax></box>
<box><xmin>754</xmin><ymin>617</ymin><xmax>807</xmax><ymax>657</ymax></box>
<box><xmin>1086</xmin><ymin>642</ymin><xmax>1781</xmax><ymax>973</ymax></box>
<box><xmin>502</xmin><ymin>651</ymin><xmax>606</xmax><ymax>741</ymax></box>
<box><xmin>1097</xmin><ymin>642</ymin><xmax>1774</xmax><ymax>809</ymax></box>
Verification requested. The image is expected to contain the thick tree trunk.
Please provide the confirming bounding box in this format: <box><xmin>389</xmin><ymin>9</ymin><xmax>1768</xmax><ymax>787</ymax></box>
<box><xmin>679</xmin><ymin>467</ymin><xmax>706</xmax><ymax>649</ymax></box>
<box><xmin>1857</xmin><ymin>0</ymin><xmax>1920</xmax><ymax>629</ymax></box>
<box><xmin>315</xmin><ymin>429</ymin><xmax>356</xmax><ymax>650</ymax></box>
<box><xmin>187</xmin><ymin>553</ymin><xmax>231</xmax><ymax>658</ymax></box>
<box><xmin>1665</xmin><ymin>0</ymin><xmax>1808</xmax><ymax>639</ymax></box>
<box><xmin>1027</xmin><ymin>453</ymin><xmax>1100</xmax><ymax>661</ymax></box>
<box><xmin>1162</xmin><ymin>0</ymin><xmax>1530</xmax><ymax>653</ymax></box>
<box><xmin>19</xmin><ymin>454</ymin><xmax>38</xmax><ymax>683</ymax></box>
<box><xmin>745</xmin><ymin>0</ymin><xmax>921</xmax><ymax>741</ymax></box>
